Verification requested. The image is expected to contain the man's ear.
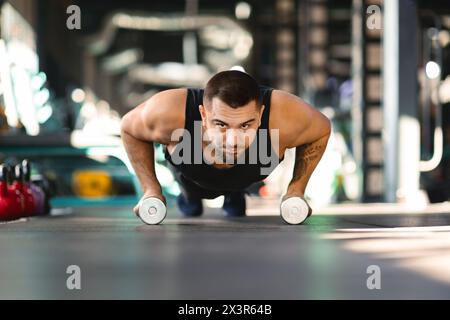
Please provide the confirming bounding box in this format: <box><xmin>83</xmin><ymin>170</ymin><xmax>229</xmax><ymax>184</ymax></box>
<box><xmin>199</xmin><ymin>104</ymin><xmax>206</xmax><ymax>126</ymax></box>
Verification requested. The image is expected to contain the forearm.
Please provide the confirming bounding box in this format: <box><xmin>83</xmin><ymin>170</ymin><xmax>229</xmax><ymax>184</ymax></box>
<box><xmin>287</xmin><ymin>133</ymin><xmax>330</xmax><ymax>195</ymax></box>
<box><xmin>121</xmin><ymin>130</ymin><xmax>162</xmax><ymax>194</ymax></box>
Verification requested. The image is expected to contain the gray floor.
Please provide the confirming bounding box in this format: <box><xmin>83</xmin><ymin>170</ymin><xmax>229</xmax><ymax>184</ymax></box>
<box><xmin>1</xmin><ymin>205</ymin><xmax>450</xmax><ymax>299</ymax></box>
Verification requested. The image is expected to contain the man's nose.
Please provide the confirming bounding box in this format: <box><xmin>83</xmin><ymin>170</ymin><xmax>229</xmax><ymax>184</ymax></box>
<box><xmin>225</xmin><ymin>129</ymin><xmax>241</xmax><ymax>146</ymax></box>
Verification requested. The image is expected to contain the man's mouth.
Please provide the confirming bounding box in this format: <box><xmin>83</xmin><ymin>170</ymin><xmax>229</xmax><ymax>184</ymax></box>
<box><xmin>225</xmin><ymin>148</ymin><xmax>239</xmax><ymax>155</ymax></box>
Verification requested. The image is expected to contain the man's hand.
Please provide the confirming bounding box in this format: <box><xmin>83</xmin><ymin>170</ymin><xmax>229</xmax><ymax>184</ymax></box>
<box><xmin>133</xmin><ymin>189</ymin><xmax>166</xmax><ymax>217</ymax></box>
<box><xmin>281</xmin><ymin>191</ymin><xmax>305</xmax><ymax>203</ymax></box>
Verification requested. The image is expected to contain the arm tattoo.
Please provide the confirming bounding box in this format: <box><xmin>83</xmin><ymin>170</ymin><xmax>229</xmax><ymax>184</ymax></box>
<box><xmin>291</xmin><ymin>139</ymin><xmax>327</xmax><ymax>183</ymax></box>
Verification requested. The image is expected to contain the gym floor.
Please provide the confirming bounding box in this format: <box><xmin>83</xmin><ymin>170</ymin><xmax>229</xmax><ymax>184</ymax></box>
<box><xmin>1</xmin><ymin>200</ymin><xmax>450</xmax><ymax>299</ymax></box>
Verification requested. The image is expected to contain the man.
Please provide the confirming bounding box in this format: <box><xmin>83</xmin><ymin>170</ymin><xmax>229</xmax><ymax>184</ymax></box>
<box><xmin>121</xmin><ymin>70</ymin><xmax>331</xmax><ymax>218</ymax></box>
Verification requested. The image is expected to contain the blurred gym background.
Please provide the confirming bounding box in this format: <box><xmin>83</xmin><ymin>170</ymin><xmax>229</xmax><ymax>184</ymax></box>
<box><xmin>0</xmin><ymin>0</ymin><xmax>449</xmax><ymax>213</ymax></box>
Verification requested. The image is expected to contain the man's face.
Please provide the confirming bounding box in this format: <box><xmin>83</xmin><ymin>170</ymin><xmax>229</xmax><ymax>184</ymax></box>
<box><xmin>199</xmin><ymin>97</ymin><xmax>264</xmax><ymax>163</ymax></box>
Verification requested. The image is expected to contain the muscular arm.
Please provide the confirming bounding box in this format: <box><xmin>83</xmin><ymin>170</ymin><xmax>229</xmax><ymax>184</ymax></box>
<box><xmin>272</xmin><ymin>90</ymin><xmax>331</xmax><ymax>197</ymax></box>
<box><xmin>120</xmin><ymin>89</ymin><xmax>186</xmax><ymax>197</ymax></box>
<box><xmin>120</xmin><ymin>124</ymin><xmax>161</xmax><ymax>195</ymax></box>
<box><xmin>288</xmin><ymin>133</ymin><xmax>330</xmax><ymax>195</ymax></box>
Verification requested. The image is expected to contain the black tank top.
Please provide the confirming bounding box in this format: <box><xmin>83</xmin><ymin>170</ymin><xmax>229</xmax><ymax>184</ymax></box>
<box><xmin>164</xmin><ymin>85</ymin><xmax>283</xmax><ymax>192</ymax></box>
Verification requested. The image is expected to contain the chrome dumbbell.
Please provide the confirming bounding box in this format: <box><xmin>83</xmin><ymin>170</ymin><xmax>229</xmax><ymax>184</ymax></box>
<box><xmin>137</xmin><ymin>197</ymin><xmax>167</xmax><ymax>225</ymax></box>
<box><xmin>280</xmin><ymin>197</ymin><xmax>311</xmax><ymax>225</ymax></box>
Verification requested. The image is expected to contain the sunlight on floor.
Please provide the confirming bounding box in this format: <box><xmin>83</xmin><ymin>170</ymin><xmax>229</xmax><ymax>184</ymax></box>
<box><xmin>322</xmin><ymin>226</ymin><xmax>450</xmax><ymax>284</ymax></box>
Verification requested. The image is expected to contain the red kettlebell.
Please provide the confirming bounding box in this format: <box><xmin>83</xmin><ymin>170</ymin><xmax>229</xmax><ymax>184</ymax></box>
<box><xmin>22</xmin><ymin>160</ymin><xmax>45</xmax><ymax>216</ymax></box>
<box><xmin>11</xmin><ymin>164</ymin><xmax>37</xmax><ymax>217</ymax></box>
<box><xmin>0</xmin><ymin>165</ymin><xmax>23</xmax><ymax>221</ymax></box>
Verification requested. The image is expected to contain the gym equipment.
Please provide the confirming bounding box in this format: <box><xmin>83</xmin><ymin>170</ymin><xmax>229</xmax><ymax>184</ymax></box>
<box><xmin>280</xmin><ymin>197</ymin><xmax>311</xmax><ymax>225</ymax></box>
<box><xmin>137</xmin><ymin>197</ymin><xmax>167</xmax><ymax>225</ymax></box>
<box><xmin>12</xmin><ymin>165</ymin><xmax>37</xmax><ymax>217</ymax></box>
<box><xmin>0</xmin><ymin>165</ymin><xmax>23</xmax><ymax>221</ymax></box>
<box><xmin>22</xmin><ymin>160</ymin><xmax>45</xmax><ymax>215</ymax></box>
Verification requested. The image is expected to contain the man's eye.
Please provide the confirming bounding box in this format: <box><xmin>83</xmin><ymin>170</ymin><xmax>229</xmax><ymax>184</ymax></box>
<box><xmin>216</xmin><ymin>123</ymin><xmax>226</xmax><ymax>128</ymax></box>
<box><xmin>241</xmin><ymin>124</ymin><xmax>250</xmax><ymax>130</ymax></box>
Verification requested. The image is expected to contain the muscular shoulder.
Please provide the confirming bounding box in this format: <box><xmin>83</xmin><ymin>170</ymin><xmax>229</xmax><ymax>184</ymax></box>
<box><xmin>269</xmin><ymin>90</ymin><xmax>331</xmax><ymax>149</ymax></box>
<box><xmin>143</xmin><ymin>88</ymin><xmax>188</xmax><ymax>143</ymax></box>
<box><xmin>121</xmin><ymin>88</ymin><xmax>187</xmax><ymax>144</ymax></box>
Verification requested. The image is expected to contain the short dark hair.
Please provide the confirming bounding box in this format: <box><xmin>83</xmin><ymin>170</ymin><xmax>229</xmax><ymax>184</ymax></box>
<box><xmin>204</xmin><ymin>70</ymin><xmax>261</xmax><ymax>108</ymax></box>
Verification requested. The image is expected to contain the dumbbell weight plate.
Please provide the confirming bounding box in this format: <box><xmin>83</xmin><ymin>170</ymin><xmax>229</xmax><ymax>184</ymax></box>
<box><xmin>280</xmin><ymin>197</ymin><xmax>310</xmax><ymax>225</ymax></box>
<box><xmin>138</xmin><ymin>197</ymin><xmax>167</xmax><ymax>225</ymax></box>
